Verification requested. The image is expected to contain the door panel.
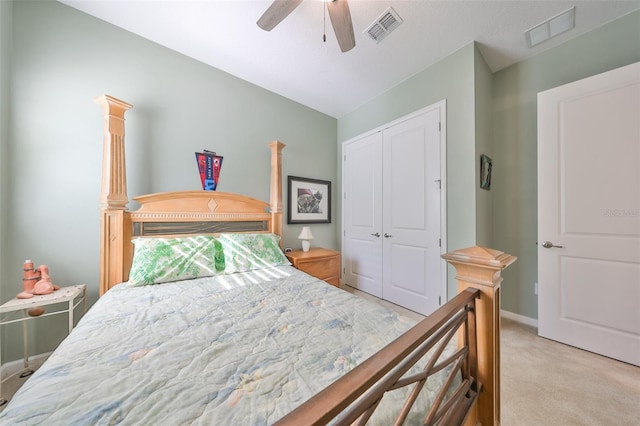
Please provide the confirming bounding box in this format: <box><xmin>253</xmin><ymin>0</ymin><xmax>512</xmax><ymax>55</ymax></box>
<box><xmin>561</xmin><ymin>82</ymin><xmax>640</xmax><ymax>238</ymax></box>
<box><xmin>538</xmin><ymin>62</ymin><xmax>640</xmax><ymax>366</ymax></box>
<box><xmin>383</xmin><ymin>108</ymin><xmax>441</xmax><ymax>315</ymax></box>
<box><xmin>560</xmin><ymin>257</ymin><xmax>639</xmax><ymax>335</ymax></box>
<box><xmin>342</xmin><ymin>132</ymin><xmax>383</xmax><ymax>297</ymax></box>
<box><xmin>390</xmin><ymin>245</ymin><xmax>427</xmax><ymax>294</ymax></box>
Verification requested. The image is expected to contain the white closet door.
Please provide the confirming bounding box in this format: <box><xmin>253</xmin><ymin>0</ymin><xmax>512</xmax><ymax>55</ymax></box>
<box><xmin>342</xmin><ymin>132</ymin><xmax>383</xmax><ymax>297</ymax></box>
<box><xmin>382</xmin><ymin>108</ymin><xmax>442</xmax><ymax>315</ymax></box>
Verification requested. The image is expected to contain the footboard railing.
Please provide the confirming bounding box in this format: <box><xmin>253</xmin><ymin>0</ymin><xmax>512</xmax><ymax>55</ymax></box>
<box><xmin>275</xmin><ymin>287</ymin><xmax>481</xmax><ymax>426</ymax></box>
<box><xmin>277</xmin><ymin>246</ymin><xmax>516</xmax><ymax>426</ymax></box>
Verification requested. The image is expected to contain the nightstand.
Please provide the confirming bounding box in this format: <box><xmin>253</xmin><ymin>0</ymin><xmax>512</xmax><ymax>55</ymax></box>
<box><xmin>0</xmin><ymin>285</ymin><xmax>87</xmax><ymax>406</ymax></box>
<box><xmin>286</xmin><ymin>248</ymin><xmax>340</xmax><ymax>287</ymax></box>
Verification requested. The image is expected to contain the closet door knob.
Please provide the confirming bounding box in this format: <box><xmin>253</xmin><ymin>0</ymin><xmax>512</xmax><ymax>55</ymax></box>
<box><xmin>384</xmin><ymin>233</ymin><xmax>393</xmax><ymax>238</ymax></box>
<box><xmin>371</xmin><ymin>232</ymin><xmax>380</xmax><ymax>237</ymax></box>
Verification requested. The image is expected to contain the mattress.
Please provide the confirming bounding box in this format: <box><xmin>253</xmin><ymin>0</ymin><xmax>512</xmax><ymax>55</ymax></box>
<box><xmin>0</xmin><ymin>266</ymin><xmax>454</xmax><ymax>425</ymax></box>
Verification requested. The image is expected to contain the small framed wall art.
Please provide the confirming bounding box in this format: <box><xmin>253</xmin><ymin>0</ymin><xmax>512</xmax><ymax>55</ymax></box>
<box><xmin>480</xmin><ymin>154</ymin><xmax>493</xmax><ymax>190</ymax></box>
<box><xmin>287</xmin><ymin>176</ymin><xmax>331</xmax><ymax>224</ymax></box>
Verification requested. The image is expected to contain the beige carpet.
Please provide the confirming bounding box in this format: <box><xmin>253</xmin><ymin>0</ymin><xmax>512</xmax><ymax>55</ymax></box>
<box><xmin>2</xmin><ymin>291</ymin><xmax>639</xmax><ymax>425</ymax></box>
<box><xmin>501</xmin><ymin>317</ymin><xmax>640</xmax><ymax>425</ymax></box>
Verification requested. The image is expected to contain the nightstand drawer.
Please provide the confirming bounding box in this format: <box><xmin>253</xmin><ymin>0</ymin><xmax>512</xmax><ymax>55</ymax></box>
<box><xmin>296</xmin><ymin>255</ymin><xmax>339</xmax><ymax>280</ymax></box>
<box><xmin>286</xmin><ymin>248</ymin><xmax>341</xmax><ymax>287</ymax></box>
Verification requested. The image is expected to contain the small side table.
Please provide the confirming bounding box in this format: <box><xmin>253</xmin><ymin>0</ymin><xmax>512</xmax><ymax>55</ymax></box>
<box><xmin>286</xmin><ymin>248</ymin><xmax>341</xmax><ymax>287</ymax></box>
<box><xmin>0</xmin><ymin>284</ymin><xmax>87</xmax><ymax>406</ymax></box>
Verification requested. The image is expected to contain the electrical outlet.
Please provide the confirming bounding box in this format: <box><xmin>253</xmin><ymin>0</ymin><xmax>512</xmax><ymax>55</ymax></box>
<box><xmin>284</xmin><ymin>247</ymin><xmax>292</xmax><ymax>253</ymax></box>
<box><xmin>534</xmin><ymin>282</ymin><xmax>538</xmax><ymax>295</ymax></box>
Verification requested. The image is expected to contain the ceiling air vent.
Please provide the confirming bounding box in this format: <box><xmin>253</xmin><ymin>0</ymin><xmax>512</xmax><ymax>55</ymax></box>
<box><xmin>365</xmin><ymin>7</ymin><xmax>403</xmax><ymax>43</ymax></box>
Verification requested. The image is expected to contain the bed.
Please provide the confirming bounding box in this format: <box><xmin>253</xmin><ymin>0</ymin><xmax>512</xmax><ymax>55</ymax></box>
<box><xmin>0</xmin><ymin>95</ymin><xmax>516</xmax><ymax>425</ymax></box>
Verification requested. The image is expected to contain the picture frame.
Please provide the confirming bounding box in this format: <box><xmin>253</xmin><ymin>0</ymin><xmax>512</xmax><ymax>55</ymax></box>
<box><xmin>480</xmin><ymin>154</ymin><xmax>493</xmax><ymax>190</ymax></box>
<box><xmin>287</xmin><ymin>176</ymin><xmax>331</xmax><ymax>224</ymax></box>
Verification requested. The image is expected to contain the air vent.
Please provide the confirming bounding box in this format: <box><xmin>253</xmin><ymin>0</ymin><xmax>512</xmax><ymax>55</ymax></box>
<box><xmin>525</xmin><ymin>7</ymin><xmax>575</xmax><ymax>47</ymax></box>
<box><xmin>365</xmin><ymin>7</ymin><xmax>403</xmax><ymax>43</ymax></box>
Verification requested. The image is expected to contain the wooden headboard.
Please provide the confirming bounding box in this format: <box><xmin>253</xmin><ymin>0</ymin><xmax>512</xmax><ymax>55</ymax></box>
<box><xmin>95</xmin><ymin>94</ymin><xmax>285</xmax><ymax>295</ymax></box>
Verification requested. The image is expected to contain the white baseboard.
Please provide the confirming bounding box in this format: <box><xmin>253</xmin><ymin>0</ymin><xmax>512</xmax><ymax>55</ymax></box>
<box><xmin>501</xmin><ymin>309</ymin><xmax>538</xmax><ymax>328</ymax></box>
<box><xmin>1</xmin><ymin>352</ymin><xmax>51</xmax><ymax>381</ymax></box>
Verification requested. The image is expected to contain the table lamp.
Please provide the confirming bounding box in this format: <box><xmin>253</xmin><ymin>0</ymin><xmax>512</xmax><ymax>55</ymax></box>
<box><xmin>298</xmin><ymin>226</ymin><xmax>314</xmax><ymax>252</ymax></box>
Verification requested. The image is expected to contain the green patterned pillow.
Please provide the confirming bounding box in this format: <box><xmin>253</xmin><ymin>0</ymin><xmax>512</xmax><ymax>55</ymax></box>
<box><xmin>128</xmin><ymin>235</ymin><xmax>225</xmax><ymax>286</ymax></box>
<box><xmin>217</xmin><ymin>233</ymin><xmax>290</xmax><ymax>273</ymax></box>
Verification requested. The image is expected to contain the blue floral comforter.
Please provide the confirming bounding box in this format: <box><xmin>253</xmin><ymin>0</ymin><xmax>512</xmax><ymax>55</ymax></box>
<box><xmin>0</xmin><ymin>266</ymin><xmax>453</xmax><ymax>425</ymax></box>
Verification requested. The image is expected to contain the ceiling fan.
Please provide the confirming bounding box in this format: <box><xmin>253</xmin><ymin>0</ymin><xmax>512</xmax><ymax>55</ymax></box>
<box><xmin>257</xmin><ymin>0</ymin><xmax>356</xmax><ymax>52</ymax></box>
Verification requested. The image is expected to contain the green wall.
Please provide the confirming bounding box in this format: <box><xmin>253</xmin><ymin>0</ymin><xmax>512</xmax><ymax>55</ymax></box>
<box><xmin>474</xmin><ymin>45</ymin><xmax>494</xmax><ymax>248</ymax></box>
<box><xmin>1</xmin><ymin>0</ymin><xmax>337</xmax><ymax>362</ymax></box>
<box><xmin>493</xmin><ymin>10</ymin><xmax>640</xmax><ymax>319</ymax></box>
<box><xmin>0</xmin><ymin>0</ymin><xmax>12</xmax><ymax>297</ymax></box>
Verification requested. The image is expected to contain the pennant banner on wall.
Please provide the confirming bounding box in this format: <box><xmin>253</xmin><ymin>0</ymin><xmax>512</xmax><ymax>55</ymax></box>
<box><xmin>195</xmin><ymin>150</ymin><xmax>223</xmax><ymax>191</ymax></box>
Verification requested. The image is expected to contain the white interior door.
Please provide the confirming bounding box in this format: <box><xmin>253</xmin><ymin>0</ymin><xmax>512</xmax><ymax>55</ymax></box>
<box><xmin>342</xmin><ymin>132</ymin><xmax>383</xmax><ymax>297</ymax></box>
<box><xmin>382</xmin><ymin>108</ymin><xmax>442</xmax><ymax>316</ymax></box>
<box><xmin>538</xmin><ymin>62</ymin><xmax>640</xmax><ymax>366</ymax></box>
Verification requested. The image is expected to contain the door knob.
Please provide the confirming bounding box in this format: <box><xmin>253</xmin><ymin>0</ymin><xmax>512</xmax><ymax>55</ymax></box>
<box><xmin>541</xmin><ymin>241</ymin><xmax>564</xmax><ymax>249</ymax></box>
<box><xmin>384</xmin><ymin>233</ymin><xmax>393</xmax><ymax>238</ymax></box>
<box><xmin>371</xmin><ymin>232</ymin><xmax>380</xmax><ymax>237</ymax></box>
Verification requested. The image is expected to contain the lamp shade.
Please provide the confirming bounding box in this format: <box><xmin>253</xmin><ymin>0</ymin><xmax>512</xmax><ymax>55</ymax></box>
<box><xmin>298</xmin><ymin>227</ymin><xmax>314</xmax><ymax>252</ymax></box>
<box><xmin>298</xmin><ymin>227</ymin><xmax>314</xmax><ymax>240</ymax></box>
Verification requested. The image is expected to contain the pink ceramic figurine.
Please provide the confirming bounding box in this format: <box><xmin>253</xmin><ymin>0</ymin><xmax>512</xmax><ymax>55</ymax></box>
<box><xmin>33</xmin><ymin>265</ymin><xmax>60</xmax><ymax>295</ymax></box>
<box><xmin>17</xmin><ymin>260</ymin><xmax>60</xmax><ymax>299</ymax></box>
<box><xmin>17</xmin><ymin>260</ymin><xmax>40</xmax><ymax>299</ymax></box>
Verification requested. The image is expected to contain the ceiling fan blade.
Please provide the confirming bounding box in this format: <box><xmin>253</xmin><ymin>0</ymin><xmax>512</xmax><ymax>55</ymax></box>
<box><xmin>257</xmin><ymin>0</ymin><xmax>303</xmax><ymax>31</ymax></box>
<box><xmin>327</xmin><ymin>0</ymin><xmax>355</xmax><ymax>52</ymax></box>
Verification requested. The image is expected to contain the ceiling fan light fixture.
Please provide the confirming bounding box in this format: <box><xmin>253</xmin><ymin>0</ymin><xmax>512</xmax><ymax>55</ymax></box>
<box><xmin>365</xmin><ymin>7</ymin><xmax>403</xmax><ymax>43</ymax></box>
<box><xmin>258</xmin><ymin>0</ymin><xmax>355</xmax><ymax>52</ymax></box>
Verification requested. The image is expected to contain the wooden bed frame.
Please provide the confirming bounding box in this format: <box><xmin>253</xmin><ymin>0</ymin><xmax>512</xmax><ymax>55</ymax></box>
<box><xmin>96</xmin><ymin>94</ymin><xmax>516</xmax><ymax>425</ymax></box>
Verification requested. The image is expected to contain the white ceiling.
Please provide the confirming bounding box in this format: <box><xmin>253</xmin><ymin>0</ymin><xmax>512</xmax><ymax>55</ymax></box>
<box><xmin>59</xmin><ymin>0</ymin><xmax>640</xmax><ymax>118</ymax></box>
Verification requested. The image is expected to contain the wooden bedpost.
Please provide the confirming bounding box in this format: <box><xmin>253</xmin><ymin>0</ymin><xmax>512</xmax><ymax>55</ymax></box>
<box><xmin>95</xmin><ymin>94</ymin><xmax>133</xmax><ymax>296</ymax></box>
<box><xmin>269</xmin><ymin>141</ymin><xmax>285</xmax><ymax>243</ymax></box>
<box><xmin>442</xmin><ymin>246</ymin><xmax>516</xmax><ymax>426</ymax></box>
